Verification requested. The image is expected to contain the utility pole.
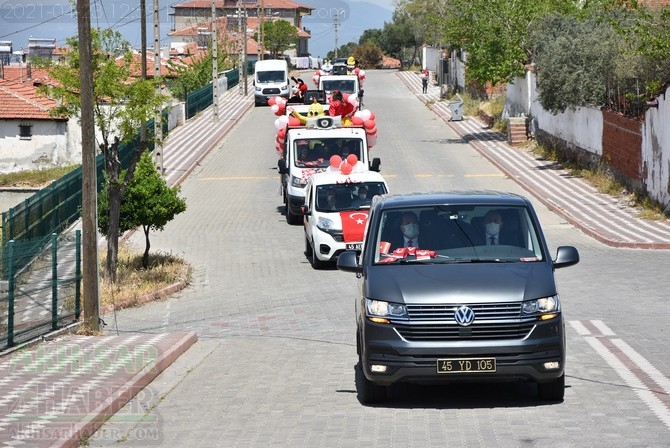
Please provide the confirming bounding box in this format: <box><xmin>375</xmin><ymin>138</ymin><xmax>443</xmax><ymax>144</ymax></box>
<box><xmin>140</xmin><ymin>0</ymin><xmax>147</xmax><ymax>141</ymax></box>
<box><xmin>259</xmin><ymin>0</ymin><xmax>264</xmax><ymax>61</ymax></box>
<box><xmin>242</xmin><ymin>7</ymin><xmax>248</xmax><ymax>96</ymax></box>
<box><xmin>212</xmin><ymin>0</ymin><xmax>219</xmax><ymax>122</ymax></box>
<box><xmin>334</xmin><ymin>12</ymin><xmax>341</xmax><ymax>58</ymax></box>
<box><xmin>153</xmin><ymin>0</ymin><xmax>163</xmax><ymax>174</ymax></box>
<box><xmin>77</xmin><ymin>0</ymin><xmax>100</xmax><ymax>332</ymax></box>
<box><xmin>237</xmin><ymin>1</ymin><xmax>243</xmax><ymax>96</ymax></box>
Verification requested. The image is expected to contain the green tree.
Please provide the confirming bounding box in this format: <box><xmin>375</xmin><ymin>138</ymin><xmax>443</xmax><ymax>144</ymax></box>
<box><xmin>98</xmin><ymin>152</ymin><xmax>187</xmax><ymax>269</ymax></box>
<box><xmin>379</xmin><ymin>12</ymin><xmax>417</xmax><ymax>69</ymax></box>
<box><xmin>529</xmin><ymin>13</ymin><xmax>620</xmax><ymax>114</ymax></box>
<box><xmin>440</xmin><ymin>0</ymin><xmax>580</xmax><ymax>87</ymax></box>
<box><xmin>166</xmin><ymin>39</ymin><xmax>234</xmax><ymax>101</ymax></box>
<box><xmin>353</xmin><ymin>42</ymin><xmax>384</xmax><ymax>69</ymax></box>
<box><xmin>34</xmin><ymin>28</ymin><xmax>167</xmax><ymax>282</ymax></box>
<box><xmin>396</xmin><ymin>0</ymin><xmax>450</xmax><ymax>46</ymax></box>
<box><xmin>257</xmin><ymin>20</ymin><xmax>299</xmax><ymax>57</ymax></box>
<box><xmin>358</xmin><ymin>29</ymin><xmax>383</xmax><ymax>47</ymax></box>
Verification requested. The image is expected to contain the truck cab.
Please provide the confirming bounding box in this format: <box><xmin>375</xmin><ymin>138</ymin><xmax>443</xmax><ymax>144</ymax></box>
<box><xmin>277</xmin><ymin>116</ymin><xmax>380</xmax><ymax>225</ymax></box>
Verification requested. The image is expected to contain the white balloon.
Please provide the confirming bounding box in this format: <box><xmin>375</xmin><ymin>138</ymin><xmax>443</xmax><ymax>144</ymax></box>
<box><xmin>275</xmin><ymin>115</ymin><xmax>288</xmax><ymax>130</ymax></box>
<box><xmin>360</xmin><ymin>109</ymin><xmax>372</xmax><ymax>121</ymax></box>
<box><xmin>271</xmin><ymin>104</ymin><xmax>279</xmax><ymax>114</ymax></box>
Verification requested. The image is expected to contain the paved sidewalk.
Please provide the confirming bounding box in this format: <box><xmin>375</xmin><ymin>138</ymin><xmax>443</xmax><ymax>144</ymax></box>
<box><xmin>397</xmin><ymin>70</ymin><xmax>670</xmax><ymax>249</ymax></box>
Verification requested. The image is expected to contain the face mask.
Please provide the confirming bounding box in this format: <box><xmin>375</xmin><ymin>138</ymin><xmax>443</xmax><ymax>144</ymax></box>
<box><xmin>486</xmin><ymin>222</ymin><xmax>500</xmax><ymax>236</ymax></box>
<box><xmin>402</xmin><ymin>223</ymin><xmax>419</xmax><ymax>239</ymax></box>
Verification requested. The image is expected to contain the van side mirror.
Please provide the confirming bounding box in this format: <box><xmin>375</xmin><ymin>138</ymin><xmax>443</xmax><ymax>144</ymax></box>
<box><xmin>370</xmin><ymin>158</ymin><xmax>381</xmax><ymax>172</ymax></box>
<box><xmin>278</xmin><ymin>159</ymin><xmax>288</xmax><ymax>174</ymax></box>
<box><xmin>553</xmin><ymin>246</ymin><xmax>579</xmax><ymax>269</ymax></box>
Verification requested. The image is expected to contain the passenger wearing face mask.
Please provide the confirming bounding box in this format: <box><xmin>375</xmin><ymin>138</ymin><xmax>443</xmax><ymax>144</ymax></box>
<box><xmin>482</xmin><ymin>210</ymin><xmax>522</xmax><ymax>246</ymax></box>
<box><xmin>351</xmin><ymin>186</ymin><xmax>371</xmax><ymax>208</ymax></box>
<box><xmin>389</xmin><ymin>212</ymin><xmax>424</xmax><ymax>249</ymax></box>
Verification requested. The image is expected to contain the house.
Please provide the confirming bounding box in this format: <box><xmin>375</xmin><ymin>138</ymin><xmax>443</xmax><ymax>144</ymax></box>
<box><xmin>169</xmin><ymin>0</ymin><xmax>315</xmax><ymax>58</ymax></box>
<box><xmin>0</xmin><ymin>65</ymin><xmax>77</xmax><ymax>174</ymax></box>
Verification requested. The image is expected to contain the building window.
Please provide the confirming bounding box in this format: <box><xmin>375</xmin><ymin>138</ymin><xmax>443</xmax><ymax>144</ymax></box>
<box><xmin>19</xmin><ymin>124</ymin><xmax>32</xmax><ymax>140</ymax></box>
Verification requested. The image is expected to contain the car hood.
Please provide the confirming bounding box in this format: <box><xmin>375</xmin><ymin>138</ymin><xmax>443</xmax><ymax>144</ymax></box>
<box><xmin>365</xmin><ymin>262</ymin><xmax>557</xmax><ymax>304</ymax></box>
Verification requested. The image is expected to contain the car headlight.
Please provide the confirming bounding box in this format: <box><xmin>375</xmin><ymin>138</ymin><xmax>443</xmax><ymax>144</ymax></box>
<box><xmin>365</xmin><ymin>299</ymin><xmax>408</xmax><ymax>322</ymax></box>
<box><xmin>316</xmin><ymin>216</ymin><xmax>335</xmax><ymax>231</ymax></box>
<box><xmin>255</xmin><ymin>86</ymin><xmax>262</xmax><ymax>92</ymax></box>
<box><xmin>281</xmin><ymin>85</ymin><xmax>289</xmax><ymax>91</ymax></box>
<box><xmin>522</xmin><ymin>296</ymin><xmax>560</xmax><ymax>319</ymax></box>
<box><xmin>291</xmin><ymin>175</ymin><xmax>307</xmax><ymax>188</ymax></box>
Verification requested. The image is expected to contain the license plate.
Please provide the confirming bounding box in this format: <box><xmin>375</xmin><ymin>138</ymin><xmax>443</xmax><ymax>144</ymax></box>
<box><xmin>346</xmin><ymin>243</ymin><xmax>362</xmax><ymax>250</ymax></box>
<box><xmin>437</xmin><ymin>358</ymin><xmax>496</xmax><ymax>373</ymax></box>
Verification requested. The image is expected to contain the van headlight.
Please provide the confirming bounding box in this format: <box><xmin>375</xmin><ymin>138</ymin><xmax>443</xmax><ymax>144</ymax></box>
<box><xmin>522</xmin><ymin>295</ymin><xmax>560</xmax><ymax>320</ymax></box>
<box><xmin>316</xmin><ymin>216</ymin><xmax>335</xmax><ymax>231</ymax></box>
<box><xmin>365</xmin><ymin>299</ymin><xmax>408</xmax><ymax>323</ymax></box>
<box><xmin>291</xmin><ymin>175</ymin><xmax>307</xmax><ymax>188</ymax></box>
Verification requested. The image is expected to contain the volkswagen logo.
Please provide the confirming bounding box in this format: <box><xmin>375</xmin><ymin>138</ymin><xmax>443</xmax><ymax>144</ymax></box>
<box><xmin>454</xmin><ymin>306</ymin><xmax>475</xmax><ymax>326</ymax></box>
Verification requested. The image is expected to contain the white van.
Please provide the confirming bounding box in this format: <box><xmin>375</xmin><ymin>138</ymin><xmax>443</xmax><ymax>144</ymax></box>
<box><xmin>254</xmin><ymin>59</ymin><xmax>290</xmax><ymax>106</ymax></box>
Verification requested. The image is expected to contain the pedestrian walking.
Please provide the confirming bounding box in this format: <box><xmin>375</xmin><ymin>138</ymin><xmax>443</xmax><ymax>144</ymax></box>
<box><xmin>421</xmin><ymin>68</ymin><xmax>429</xmax><ymax>94</ymax></box>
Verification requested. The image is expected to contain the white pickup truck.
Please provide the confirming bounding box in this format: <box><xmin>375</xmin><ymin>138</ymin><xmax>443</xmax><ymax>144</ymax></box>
<box><xmin>277</xmin><ymin>116</ymin><xmax>380</xmax><ymax>225</ymax></box>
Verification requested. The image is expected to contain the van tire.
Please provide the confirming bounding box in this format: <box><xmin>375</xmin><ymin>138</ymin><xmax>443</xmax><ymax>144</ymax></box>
<box><xmin>356</xmin><ymin>359</ymin><xmax>387</xmax><ymax>405</ymax></box>
<box><xmin>310</xmin><ymin>241</ymin><xmax>327</xmax><ymax>269</ymax></box>
<box><xmin>537</xmin><ymin>374</ymin><xmax>565</xmax><ymax>401</ymax></box>
<box><xmin>286</xmin><ymin>206</ymin><xmax>300</xmax><ymax>225</ymax></box>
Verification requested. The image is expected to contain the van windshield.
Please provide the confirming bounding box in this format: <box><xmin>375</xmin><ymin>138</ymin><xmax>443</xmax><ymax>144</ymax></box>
<box><xmin>257</xmin><ymin>70</ymin><xmax>286</xmax><ymax>83</ymax></box>
<box><xmin>373</xmin><ymin>205</ymin><xmax>545</xmax><ymax>264</ymax></box>
<box><xmin>321</xmin><ymin>79</ymin><xmax>357</xmax><ymax>94</ymax></box>
<box><xmin>294</xmin><ymin>138</ymin><xmax>364</xmax><ymax>168</ymax></box>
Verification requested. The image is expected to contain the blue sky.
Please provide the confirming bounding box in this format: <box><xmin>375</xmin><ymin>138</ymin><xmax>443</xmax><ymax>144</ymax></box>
<box><xmin>0</xmin><ymin>0</ymin><xmax>395</xmax><ymax>57</ymax></box>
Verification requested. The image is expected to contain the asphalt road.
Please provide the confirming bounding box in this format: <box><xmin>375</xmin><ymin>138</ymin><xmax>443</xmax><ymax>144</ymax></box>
<box><xmin>92</xmin><ymin>70</ymin><xmax>670</xmax><ymax>447</ymax></box>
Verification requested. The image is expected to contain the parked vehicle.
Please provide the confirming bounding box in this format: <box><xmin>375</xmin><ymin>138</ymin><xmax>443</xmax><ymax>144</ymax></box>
<box><xmin>337</xmin><ymin>191</ymin><xmax>580</xmax><ymax>404</ymax></box>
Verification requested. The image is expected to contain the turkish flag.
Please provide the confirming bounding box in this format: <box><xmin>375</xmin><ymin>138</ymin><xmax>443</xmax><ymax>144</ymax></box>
<box><xmin>340</xmin><ymin>211</ymin><xmax>369</xmax><ymax>242</ymax></box>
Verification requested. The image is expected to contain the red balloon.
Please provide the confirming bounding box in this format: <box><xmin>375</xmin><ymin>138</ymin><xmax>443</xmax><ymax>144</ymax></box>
<box><xmin>329</xmin><ymin>155</ymin><xmax>342</xmax><ymax>168</ymax></box>
<box><xmin>351</xmin><ymin>116</ymin><xmax>364</xmax><ymax>126</ymax></box>
<box><xmin>276</xmin><ymin>103</ymin><xmax>286</xmax><ymax>116</ymax></box>
<box><xmin>288</xmin><ymin>116</ymin><xmax>301</xmax><ymax>127</ymax></box>
<box><xmin>269</xmin><ymin>97</ymin><xmax>277</xmax><ymax>106</ymax></box>
<box><xmin>368</xmin><ymin>111</ymin><xmax>375</xmax><ymax>121</ymax></box>
<box><xmin>277</xmin><ymin>127</ymin><xmax>286</xmax><ymax>139</ymax></box>
<box><xmin>340</xmin><ymin>162</ymin><xmax>353</xmax><ymax>175</ymax></box>
<box><xmin>364</xmin><ymin>119</ymin><xmax>376</xmax><ymax>130</ymax></box>
<box><xmin>347</xmin><ymin>154</ymin><xmax>358</xmax><ymax>165</ymax></box>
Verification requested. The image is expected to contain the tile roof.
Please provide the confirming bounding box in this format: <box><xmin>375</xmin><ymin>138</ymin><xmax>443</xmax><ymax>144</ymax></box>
<box><xmin>171</xmin><ymin>0</ymin><xmax>314</xmax><ymax>11</ymax></box>
<box><xmin>0</xmin><ymin>67</ymin><xmax>63</xmax><ymax>120</ymax></box>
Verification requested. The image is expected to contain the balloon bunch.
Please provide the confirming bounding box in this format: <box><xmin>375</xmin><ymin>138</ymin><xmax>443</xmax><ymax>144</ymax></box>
<box><xmin>269</xmin><ymin>96</ymin><xmax>287</xmax><ymax>116</ymax></box>
<box><xmin>326</xmin><ymin>154</ymin><xmax>366</xmax><ymax>175</ymax></box>
<box><xmin>353</xmin><ymin>67</ymin><xmax>366</xmax><ymax>88</ymax></box>
<box><xmin>350</xmin><ymin>109</ymin><xmax>377</xmax><ymax>148</ymax></box>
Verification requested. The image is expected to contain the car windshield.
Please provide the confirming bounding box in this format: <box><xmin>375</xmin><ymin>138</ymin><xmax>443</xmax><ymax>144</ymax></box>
<box><xmin>316</xmin><ymin>182</ymin><xmax>388</xmax><ymax>212</ymax></box>
<box><xmin>321</xmin><ymin>79</ymin><xmax>357</xmax><ymax>94</ymax></box>
<box><xmin>372</xmin><ymin>205</ymin><xmax>545</xmax><ymax>264</ymax></box>
<box><xmin>294</xmin><ymin>138</ymin><xmax>364</xmax><ymax>168</ymax></box>
<box><xmin>257</xmin><ymin>70</ymin><xmax>285</xmax><ymax>83</ymax></box>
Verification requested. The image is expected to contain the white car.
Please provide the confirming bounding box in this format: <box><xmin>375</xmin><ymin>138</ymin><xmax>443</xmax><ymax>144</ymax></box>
<box><xmin>301</xmin><ymin>170</ymin><xmax>389</xmax><ymax>269</ymax></box>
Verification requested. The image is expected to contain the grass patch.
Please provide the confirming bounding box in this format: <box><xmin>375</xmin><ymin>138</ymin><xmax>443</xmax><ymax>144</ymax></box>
<box><xmin>99</xmin><ymin>242</ymin><xmax>191</xmax><ymax>310</ymax></box>
<box><xmin>0</xmin><ymin>165</ymin><xmax>79</xmax><ymax>188</ymax></box>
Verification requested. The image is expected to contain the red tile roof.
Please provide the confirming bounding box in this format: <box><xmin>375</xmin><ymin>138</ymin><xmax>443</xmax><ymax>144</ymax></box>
<box><xmin>0</xmin><ymin>76</ymin><xmax>63</xmax><ymax>120</ymax></box>
<box><xmin>171</xmin><ymin>0</ymin><xmax>314</xmax><ymax>11</ymax></box>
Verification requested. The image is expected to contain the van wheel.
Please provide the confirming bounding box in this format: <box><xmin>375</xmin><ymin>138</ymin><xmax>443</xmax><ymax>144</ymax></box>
<box><xmin>285</xmin><ymin>203</ymin><xmax>300</xmax><ymax>225</ymax></box>
<box><xmin>356</xmin><ymin>358</ymin><xmax>387</xmax><ymax>405</ymax></box>
<box><xmin>310</xmin><ymin>241</ymin><xmax>327</xmax><ymax>269</ymax></box>
<box><xmin>538</xmin><ymin>374</ymin><xmax>565</xmax><ymax>401</ymax></box>
<box><xmin>304</xmin><ymin>234</ymin><xmax>313</xmax><ymax>256</ymax></box>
